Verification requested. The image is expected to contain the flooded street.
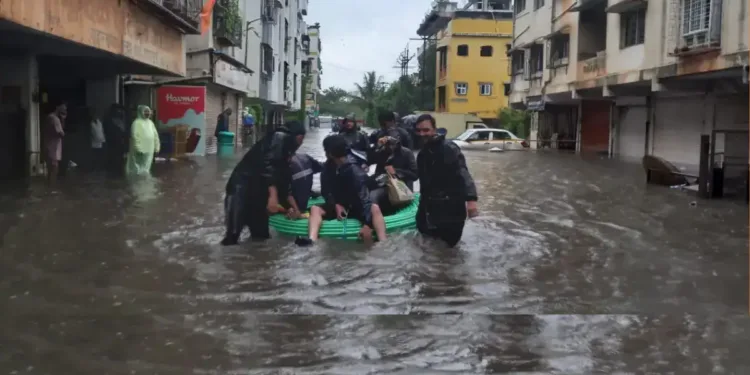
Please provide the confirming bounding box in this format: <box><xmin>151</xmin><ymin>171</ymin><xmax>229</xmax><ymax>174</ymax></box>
<box><xmin>1</xmin><ymin>128</ymin><xmax>748</xmax><ymax>374</ymax></box>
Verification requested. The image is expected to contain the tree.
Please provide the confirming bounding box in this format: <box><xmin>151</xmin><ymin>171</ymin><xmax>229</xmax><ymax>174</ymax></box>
<box><xmin>351</xmin><ymin>71</ymin><xmax>387</xmax><ymax>127</ymax></box>
<box><xmin>415</xmin><ymin>43</ymin><xmax>436</xmax><ymax>111</ymax></box>
<box><xmin>497</xmin><ymin>107</ymin><xmax>530</xmax><ymax>138</ymax></box>
<box><xmin>318</xmin><ymin>86</ymin><xmax>363</xmax><ymax>118</ymax></box>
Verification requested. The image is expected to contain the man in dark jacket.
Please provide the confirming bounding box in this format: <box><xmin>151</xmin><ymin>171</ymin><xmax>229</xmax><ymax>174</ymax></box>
<box><xmin>413</xmin><ymin>114</ymin><xmax>478</xmax><ymax>247</ymax></box>
<box><xmin>368</xmin><ymin>135</ymin><xmax>418</xmax><ymax>214</ymax></box>
<box><xmin>221</xmin><ymin>120</ymin><xmax>307</xmax><ymax>245</ymax></box>
<box><xmin>369</xmin><ymin>110</ymin><xmax>413</xmax><ymax>150</ymax></box>
<box><xmin>337</xmin><ymin>114</ymin><xmax>369</xmax><ymax>154</ymax></box>
<box><xmin>214</xmin><ymin>108</ymin><xmax>232</xmax><ymax>141</ymax></box>
<box><xmin>295</xmin><ymin>135</ymin><xmax>387</xmax><ymax>246</ymax></box>
<box><xmin>286</xmin><ymin>153</ymin><xmax>324</xmax><ymax>218</ymax></box>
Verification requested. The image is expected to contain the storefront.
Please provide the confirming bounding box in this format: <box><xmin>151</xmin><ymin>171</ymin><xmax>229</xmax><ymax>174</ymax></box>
<box><xmin>0</xmin><ymin>0</ymin><xmax>188</xmax><ymax>179</ymax></box>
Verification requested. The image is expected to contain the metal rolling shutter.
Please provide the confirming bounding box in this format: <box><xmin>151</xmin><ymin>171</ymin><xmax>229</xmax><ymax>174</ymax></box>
<box><xmin>652</xmin><ymin>96</ymin><xmax>704</xmax><ymax>168</ymax></box>
<box><xmin>580</xmin><ymin>101</ymin><xmax>611</xmax><ymax>154</ymax></box>
<box><xmin>616</xmin><ymin>106</ymin><xmax>647</xmax><ymax>162</ymax></box>
<box><xmin>204</xmin><ymin>86</ymin><xmax>223</xmax><ymax>155</ymax></box>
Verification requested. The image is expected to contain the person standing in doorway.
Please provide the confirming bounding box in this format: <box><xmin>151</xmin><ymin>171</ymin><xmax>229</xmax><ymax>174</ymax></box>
<box><xmin>89</xmin><ymin>108</ymin><xmax>106</xmax><ymax>172</ymax></box>
<box><xmin>104</xmin><ymin>104</ymin><xmax>128</xmax><ymax>177</ymax></box>
<box><xmin>44</xmin><ymin>101</ymin><xmax>66</xmax><ymax>186</ymax></box>
<box><xmin>413</xmin><ymin>114</ymin><xmax>478</xmax><ymax>247</ymax></box>
<box><xmin>125</xmin><ymin>105</ymin><xmax>160</xmax><ymax>176</ymax></box>
<box><xmin>214</xmin><ymin>108</ymin><xmax>232</xmax><ymax>145</ymax></box>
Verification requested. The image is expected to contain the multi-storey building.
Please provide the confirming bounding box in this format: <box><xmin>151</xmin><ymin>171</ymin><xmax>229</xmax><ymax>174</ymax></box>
<box><xmin>178</xmin><ymin>0</ymin><xmax>255</xmax><ymax>152</ymax></box>
<box><xmin>509</xmin><ymin>0</ymin><xmax>748</xmax><ymax>174</ymax></box>
<box><xmin>302</xmin><ymin>23</ymin><xmax>322</xmax><ymax>120</ymax></box>
<box><xmin>0</xmin><ymin>0</ymin><xmax>198</xmax><ymax>178</ymax></box>
<box><xmin>418</xmin><ymin>0</ymin><xmax>513</xmax><ymax>124</ymax></box>
<box><xmin>257</xmin><ymin>0</ymin><xmax>307</xmax><ymax>126</ymax></box>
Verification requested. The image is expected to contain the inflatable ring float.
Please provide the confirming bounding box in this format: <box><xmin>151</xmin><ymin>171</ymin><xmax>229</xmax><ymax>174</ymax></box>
<box><xmin>269</xmin><ymin>193</ymin><xmax>420</xmax><ymax>240</ymax></box>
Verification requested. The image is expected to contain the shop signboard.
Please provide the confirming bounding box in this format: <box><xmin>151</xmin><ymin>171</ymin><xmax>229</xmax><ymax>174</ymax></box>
<box><xmin>156</xmin><ymin>86</ymin><xmax>207</xmax><ymax>156</ymax></box>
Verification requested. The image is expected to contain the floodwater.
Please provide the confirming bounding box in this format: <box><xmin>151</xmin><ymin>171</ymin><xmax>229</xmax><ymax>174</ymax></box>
<box><xmin>1</xmin><ymin>127</ymin><xmax>748</xmax><ymax>374</ymax></box>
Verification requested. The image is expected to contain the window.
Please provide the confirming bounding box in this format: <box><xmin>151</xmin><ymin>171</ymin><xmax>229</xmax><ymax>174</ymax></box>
<box><xmin>514</xmin><ymin>0</ymin><xmax>526</xmax><ymax>14</ymax></box>
<box><xmin>284</xmin><ymin>19</ymin><xmax>289</xmax><ymax>52</ymax></box>
<box><xmin>480</xmin><ymin>45</ymin><xmax>493</xmax><ymax>57</ymax></box>
<box><xmin>549</xmin><ymin>35</ymin><xmax>569</xmax><ymax>66</ymax></box>
<box><xmin>467</xmin><ymin>131</ymin><xmax>490</xmax><ymax>141</ymax></box>
<box><xmin>261</xmin><ymin>43</ymin><xmax>274</xmax><ymax>76</ymax></box>
<box><xmin>534</xmin><ymin>0</ymin><xmax>544</xmax><ymax>10</ymax></box>
<box><xmin>680</xmin><ymin>0</ymin><xmax>716</xmax><ymax>47</ymax></box>
<box><xmin>455</xmin><ymin>82</ymin><xmax>468</xmax><ymax>95</ymax></box>
<box><xmin>492</xmin><ymin>131</ymin><xmax>511</xmax><ymax>140</ymax></box>
<box><xmin>294</xmin><ymin>37</ymin><xmax>298</xmax><ymax>60</ymax></box>
<box><xmin>511</xmin><ymin>50</ymin><xmax>525</xmax><ymax>75</ymax></box>
<box><xmin>620</xmin><ymin>9</ymin><xmax>646</xmax><ymax>48</ymax></box>
<box><xmin>457</xmin><ymin>44</ymin><xmax>469</xmax><ymax>56</ymax></box>
<box><xmin>529</xmin><ymin>44</ymin><xmax>544</xmax><ymax>77</ymax></box>
<box><xmin>479</xmin><ymin>83</ymin><xmax>492</xmax><ymax>96</ymax></box>
<box><xmin>293</xmin><ymin>73</ymin><xmax>298</xmax><ymax>101</ymax></box>
<box><xmin>503</xmin><ymin>82</ymin><xmax>511</xmax><ymax>96</ymax></box>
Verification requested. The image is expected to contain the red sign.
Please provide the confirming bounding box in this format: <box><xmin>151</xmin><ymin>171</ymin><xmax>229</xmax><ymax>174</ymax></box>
<box><xmin>156</xmin><ymin>85</ymin><xmax>206</xmax><ymax>124</ymax></box>
<box><xmin>156</xmin><ymin>85</ymin><xmax>207</xmax><ymax>156</ymax></box>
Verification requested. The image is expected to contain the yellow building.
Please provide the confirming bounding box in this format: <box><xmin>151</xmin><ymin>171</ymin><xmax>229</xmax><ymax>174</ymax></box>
<box><xmin>419</xmin><ymin>7</ymin><xmax>513</xmax><ymax>123</ymax></box>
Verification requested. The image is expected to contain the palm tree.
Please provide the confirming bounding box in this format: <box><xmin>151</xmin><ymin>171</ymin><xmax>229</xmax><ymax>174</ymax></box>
<box><xmin>351</xmin><ymin>71</ymin><xmax>386</xmax><ymax>126</ymax></box>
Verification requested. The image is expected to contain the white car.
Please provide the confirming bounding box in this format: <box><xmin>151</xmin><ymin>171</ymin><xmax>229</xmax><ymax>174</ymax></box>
<box><xmin>451</xmin><ymin>128</ymin><xmax>529</xmax><ymax>151</ymax></box>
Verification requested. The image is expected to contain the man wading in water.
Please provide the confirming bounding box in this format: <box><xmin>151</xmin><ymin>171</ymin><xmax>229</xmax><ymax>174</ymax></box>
<box><xmin>413</xmin><ymin>114</ymin><xmax>478</xmax><ymax>247</ymax></box>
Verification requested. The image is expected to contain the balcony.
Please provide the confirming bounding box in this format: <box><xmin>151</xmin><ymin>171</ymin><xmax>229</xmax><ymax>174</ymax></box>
<box><xmin>213</xmin><ymin>0</ymin><xmax>243</xmax><ymax>47</ymax></box>
<box><xmin>569</xmin><ymin>0</ymin><xmax>607</xmax><ymax>12</ymax></box>
<box><xmin>576</xmin><ymin>51</ymin><xmax>607</xmax><ymax>81</ymax></box>
<box><xmin>299</xmin><ymin>0</ymin><xmax>308</xmax><ymax>16</ymax></box>
<box><xmin>133</xmin><ymin>0</ymin><xmax>201</xmax><ymax>34</ymax></box>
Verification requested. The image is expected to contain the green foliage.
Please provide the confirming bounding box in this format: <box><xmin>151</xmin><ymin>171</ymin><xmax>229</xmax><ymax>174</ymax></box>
<box><xmin>498</xmin><ymin>107</ymin><xmax>530</xmax><ymax>138</ymax></box>
<box><xmin>214</xmin><ymin>0</ymin><xmax>243</xmax><ymax>45</ymax></box>
<box><xmin>248</xmin><ymin>104</ymin><xmax>263</xmax><ymax>125</ymax></box>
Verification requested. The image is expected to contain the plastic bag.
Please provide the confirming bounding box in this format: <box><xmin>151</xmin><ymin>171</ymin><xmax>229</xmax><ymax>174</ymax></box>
<box><xmin>386</xmin><ymin>174</ymin><xmax>415</xmax><ymax>205</ymax></box>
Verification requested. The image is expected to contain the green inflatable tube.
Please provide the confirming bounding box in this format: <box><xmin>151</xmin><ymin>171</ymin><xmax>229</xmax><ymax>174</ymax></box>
<box><xmin>269</xmin><ymin>193</ymin><xmax>420</xmax><ymax>240</ymax></box>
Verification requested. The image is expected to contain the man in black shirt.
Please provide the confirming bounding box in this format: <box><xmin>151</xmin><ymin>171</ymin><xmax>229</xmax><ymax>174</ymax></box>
<box><xmin>222</xmin><ymin>121</ymin><xmax>306</xmax><ymax>245</ymax></box>
<box><xmin>413</xmin><ymin>114</ymin><xmax>478</xmax><ymax>247</ymax></box>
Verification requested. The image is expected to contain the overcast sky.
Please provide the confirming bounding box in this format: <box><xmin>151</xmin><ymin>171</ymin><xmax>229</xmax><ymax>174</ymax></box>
<box><xmin>305</xmin><ymin>0</ymin><xmax>433</xmax><ymax>91</ymax></box>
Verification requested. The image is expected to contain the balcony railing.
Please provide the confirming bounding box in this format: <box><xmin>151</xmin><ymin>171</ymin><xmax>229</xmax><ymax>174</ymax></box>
<box><xmin>213</xmin><ymin>0</ymin><xmax>243</xmax><ymax>47</ymax></box>
<box><xmin>576</xmin><ymin>51</ymin><xmax>607</xmax><ymax>80</ymax></box>
<box><xmin>136</xmin><ymin>0</ymin><xmax>201</xmax><ymax>33</ymax></box>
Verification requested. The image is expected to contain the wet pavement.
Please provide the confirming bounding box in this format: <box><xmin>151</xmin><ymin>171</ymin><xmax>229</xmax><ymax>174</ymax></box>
<box><xmin>1</xmin><ymin>127</ymin><xmax>748</xmax><ymax>374</ymax></box>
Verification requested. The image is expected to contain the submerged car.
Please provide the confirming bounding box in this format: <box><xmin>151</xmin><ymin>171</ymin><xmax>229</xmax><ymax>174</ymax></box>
<box><xmin>451</xmin><ymin>128</ymin><xmax>529</xmax><ymax>151</ymax></box>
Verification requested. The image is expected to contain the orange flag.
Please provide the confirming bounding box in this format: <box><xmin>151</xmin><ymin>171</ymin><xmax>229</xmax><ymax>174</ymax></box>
<box><xmin>200</xmin><ymin>0</ymin><xmax>217</xmax><ymax>35</ymax></box>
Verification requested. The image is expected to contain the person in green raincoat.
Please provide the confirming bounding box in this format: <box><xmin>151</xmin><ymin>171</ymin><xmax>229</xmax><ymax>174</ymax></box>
<box><xmin>126</xmin><ymin>105</ymin><xmax>160</xmax><ymax>176</ymax></box>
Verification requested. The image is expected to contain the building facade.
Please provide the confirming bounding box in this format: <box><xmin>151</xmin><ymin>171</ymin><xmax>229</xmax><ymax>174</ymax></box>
<box><xmin>257</xmin><ymin>0</ymin><xmax>307</xmax><ymax>126</ymax></box>
<box><xmin>303</xmin><ymin>23</ymin><xmax>322</xmax><ymax>121</ymax></box>
<box><xmin>418</xmin><ymin>0</ymin><xmax>514</xmax><ymax>124</ymax></box>
<box><xmin>0</xmin><ymin>0</ymin><xmax>197</xmax><ymax>178</ymax></box>
<box><xmin>509</xmin><ymin>0</ymin><xmax>748</xmax><ymax>174</ymax></box>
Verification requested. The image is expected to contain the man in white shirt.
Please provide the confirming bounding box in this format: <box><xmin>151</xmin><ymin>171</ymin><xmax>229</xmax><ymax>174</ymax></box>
<box><xmin>89</xmin><ymin>108</ymin><xmax>106</xmax><ymax>171</ymax></box>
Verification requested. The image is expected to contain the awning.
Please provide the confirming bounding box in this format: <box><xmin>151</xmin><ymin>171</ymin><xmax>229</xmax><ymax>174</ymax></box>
<box><xmin>605</xmin><ymin>0</ymin><xmax>647</xmax><ymax>13</ymax></box>
<box><xmin>508</xmin><ymin>38</ymin><xmax>544</xmax><ymax>53</ymax></box>
<box><xmin>569</xmin><ymin>0</ymin><xmax>607</xmax><ymax>12</ymax></box>
<box><xmin>543</xmin><ymin>26</ymin><xmax>572</xmax><ymax>39</ymax></box>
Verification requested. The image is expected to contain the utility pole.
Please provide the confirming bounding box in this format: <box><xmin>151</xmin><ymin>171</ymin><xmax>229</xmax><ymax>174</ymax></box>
<box><xmin>393</xmin><ymin>45</ymin><xmax>415</xmax><ymax>78</ymax></box>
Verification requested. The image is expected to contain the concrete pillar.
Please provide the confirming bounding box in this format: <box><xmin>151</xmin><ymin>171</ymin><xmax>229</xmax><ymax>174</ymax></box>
<box><xmin>575</xmin><ymin>101</ymin><xmax>582</xmax><ymax>153</ymax></box>
<box><xmin>25</xmin><ymin>55</ymin><xmax>42</xmax><ymax>176</ymax></box>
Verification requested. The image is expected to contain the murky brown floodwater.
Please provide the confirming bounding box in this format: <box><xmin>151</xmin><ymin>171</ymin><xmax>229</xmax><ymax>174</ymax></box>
<box><xmin>1</xmin><ymin>127</ymin><xmax>748</xmax><ymax>374</ymax></box>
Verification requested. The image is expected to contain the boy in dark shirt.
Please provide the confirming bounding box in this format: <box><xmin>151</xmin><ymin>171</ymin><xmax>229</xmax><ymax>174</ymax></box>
<box><xmin>295</xmin><ymin>135</ymin><xmax>387</xmax><ymax>246</ymax></box>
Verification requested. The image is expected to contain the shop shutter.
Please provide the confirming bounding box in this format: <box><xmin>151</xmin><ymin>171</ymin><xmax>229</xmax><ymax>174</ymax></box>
<box><xmin>652</xmin><ymin>96</ymin><xmax>704</xmax><ymax>169</ymax></box>
<box><xmin>580</xmin><ymin>101</ymin><xmax>611</xmax><ymax>154</ymax></box>
<box><xmin>204</xmin><ymin>86</ymin><xmax>223</xmax><ymax>155</ymax></box>
<box><xmin>616</xmin><ymin>106</ymin><xmax>647</xmax><ymax>162</ymax></box>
